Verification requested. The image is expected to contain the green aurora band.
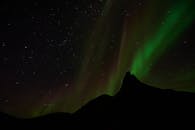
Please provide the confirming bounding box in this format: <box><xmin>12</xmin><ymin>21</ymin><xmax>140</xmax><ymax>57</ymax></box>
<box><xmin>131</xmin><ymin>0</ymin><xmax>195</xmax><ymax>79</ymax></box>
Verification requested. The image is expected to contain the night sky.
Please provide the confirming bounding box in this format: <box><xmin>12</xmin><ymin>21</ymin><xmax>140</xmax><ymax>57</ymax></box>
<box><xmin>0</xmin><ymin>0</ymin><xmax>194</xmax><ymax>117</ymax></box>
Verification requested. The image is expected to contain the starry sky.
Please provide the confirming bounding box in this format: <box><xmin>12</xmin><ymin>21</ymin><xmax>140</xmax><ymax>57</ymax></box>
<box><xmin>0</xmin><ymin>0</ymin><xmax>194</xmax><ymax>117</ymax></box>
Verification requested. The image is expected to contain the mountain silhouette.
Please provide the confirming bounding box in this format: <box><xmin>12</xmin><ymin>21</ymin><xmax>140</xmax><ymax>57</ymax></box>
<box><xmin>1</xmin><ymin>72</ymin><xmax>195</xmax><ymax>129</ymax></box>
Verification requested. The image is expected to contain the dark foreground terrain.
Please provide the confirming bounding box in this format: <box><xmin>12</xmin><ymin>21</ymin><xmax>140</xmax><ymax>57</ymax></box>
<box><xmin>1</xmin><ymin>72</ymin><xmax>195</xmax><ymax>129</ymax></box>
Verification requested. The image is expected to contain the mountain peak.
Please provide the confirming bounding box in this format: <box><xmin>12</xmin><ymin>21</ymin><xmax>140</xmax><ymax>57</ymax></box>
<box><xmin>117</xmin><ymin>72</ymin><xmax>140</xmax><ymax>95</ymax></box>
<box><xmin>123</xmin><ymin>72</ymin><xmax>138</xmax><ymax>83</ymax></box>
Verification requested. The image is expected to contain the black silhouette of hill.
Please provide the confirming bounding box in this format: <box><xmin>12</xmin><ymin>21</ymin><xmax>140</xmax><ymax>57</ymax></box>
<box><xmin>1</xmin><ymin>72</ymin><xmax>195</xmax><ymax>129</ymax></box>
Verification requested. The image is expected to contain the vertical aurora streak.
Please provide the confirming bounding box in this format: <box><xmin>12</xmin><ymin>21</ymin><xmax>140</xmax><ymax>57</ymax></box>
<box><xmin>130</xmin><ymin>0</ymin><xmax>195</xmax><ymax>79</ymax></box>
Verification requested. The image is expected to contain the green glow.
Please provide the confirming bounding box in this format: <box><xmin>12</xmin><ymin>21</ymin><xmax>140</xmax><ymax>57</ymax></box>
<box><xmin>2</xmin><ymin>0</ymin><xmax>195</xmax><ymax>118</ymax></box>
<box><xmin>131</xmin><ymin>1</ymin><xmax>194</xmax><ymax>79</ymax></box>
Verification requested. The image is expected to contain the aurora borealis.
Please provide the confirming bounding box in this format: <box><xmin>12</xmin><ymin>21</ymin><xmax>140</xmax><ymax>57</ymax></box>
<box><xmin>131</xmin><ymin>0</ymin><xmax>194</xmax><ymax>79</ymax></box>
<box><xmin>0</xmin><ymin>0</ymin><xmax>195</xmax><ymax>117</ymax></box>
